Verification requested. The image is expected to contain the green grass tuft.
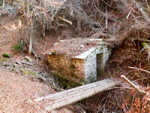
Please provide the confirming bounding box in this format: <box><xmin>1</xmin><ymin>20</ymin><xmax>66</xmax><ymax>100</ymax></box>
<box><xmin>12</xmin><ymin>43</ymin><xmax>24</xmax><ymax>53</ymax></box>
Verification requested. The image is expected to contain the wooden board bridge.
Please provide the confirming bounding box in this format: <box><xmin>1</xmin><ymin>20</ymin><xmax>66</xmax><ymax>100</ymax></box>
<box><xmin>34</xmin><ymin>79</ymin><xmax>121</xmax><ymax>112</ymax></box>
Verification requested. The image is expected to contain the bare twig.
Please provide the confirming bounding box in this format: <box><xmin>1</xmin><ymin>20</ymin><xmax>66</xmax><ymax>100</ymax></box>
<box><xmin>43</xmin><ymin>42</ymin><xmax>47</xmax><ymax>53</ymax></box>
<box><xmin>128</xmin><ymin>66</ymin><xmax>150</xmax><ymax>74</ymax></box>
<box><xmin>58</xmin><ymin>17</ymin><xmax>72</xmax><ymax>25</ymax></box>
<box><xmin>121</xmin><ymin>75</ymin><xmax>146</xmax><ymax>94</ymax></box>
<box><xmin>105</xmin><ymin>5</ymin><xmax>108</xmax><ymax>29</ymax></box>
<box><xmin>126</xmin><ymin>11</ymin><xmax>132</xmax><ymax>19</ymax></box>
<box><xmin>31</xmin><ymin>49</ymin><xmax>38</xmax><ymax>59</ymax></box>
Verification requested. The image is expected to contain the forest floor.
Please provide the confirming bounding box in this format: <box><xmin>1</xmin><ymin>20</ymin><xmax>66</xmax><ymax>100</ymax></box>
<box><xmin>0</xmin><ymin>14</ymin><xmax>149</xmax><ymax>113</ymax></box>
<box><xmin>0</xmin><ymin>16</ymin><xmax>75</xmax><ymax>112</ymax></box>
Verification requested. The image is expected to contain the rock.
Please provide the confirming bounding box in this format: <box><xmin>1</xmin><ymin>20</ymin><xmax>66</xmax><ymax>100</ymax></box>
<box><xmin>13</xmin><ymin>63</ymin><xmax>17</xmax><ymax>68</ymax></box>
<box><xmin>39</xmin><ymin>72</ymin><xmax>48</xmax><ymax>78</ymax></box>
<box><xmin>15</xmin><ymin>60</ymin><xmax>22</xmax><ymax>65</ymax></box>
<box><xmin>21</xmin><ymin>69</ymin><xmax>29</xmax><ymax>75</ymax></box>
<box><xmin>10</xmin><ymin>68</ymin><xmax>15</xmax><ymax>72</ymax></box>
<box><xmin>80</xmin><ymin>45</ymin><xmax>84</xmax><ymax>48</ymax></box>
<box><xmin>60</xmin><ymin>40</ymin><xmax>65</xmax><ymax>43</ymax></box>
<box><xmin>25</xmin><ymin>56</ymin><xmax>32</xmax><ymax>62</ymax></box>
<box><xmin>37</xmin><ymin>76</ymin><xmax>47</xmax><ymax>82</ymax></box>
<box><xmin>54</xmin><ymin>43</ymin><xmax>58</xmax><ymax>46</ymax></box>
<box><xmin>3</xmin><ymin>62</ymin><xmax>11</xmax><ymax>66</ymax></box>
<box><xmin>21</xmin><ymin>60</ymin><xmax>33</xmax><ymax>66</ymax></box>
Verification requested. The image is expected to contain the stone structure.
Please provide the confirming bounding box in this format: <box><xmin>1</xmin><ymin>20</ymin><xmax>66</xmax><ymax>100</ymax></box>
<box><xmin>47</xmin><ymin>38</ymin><xmax>110</xmax><ymax>83</ymax></box>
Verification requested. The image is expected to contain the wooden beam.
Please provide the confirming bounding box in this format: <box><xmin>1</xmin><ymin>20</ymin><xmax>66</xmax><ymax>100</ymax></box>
<box><xmin>34</xmin><ymin>79</ymin><xmax>121</xmax><ymax>112</ymax></box>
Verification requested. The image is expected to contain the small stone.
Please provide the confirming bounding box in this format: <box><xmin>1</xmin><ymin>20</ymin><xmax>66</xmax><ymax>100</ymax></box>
<box><xmin>3</xmin><ymin>62</ymin><xmax>10</xmax><ymax>66</ymax></box>
<box><xmin>60</xmin><ymin>40</ymin><xmax>65</xmax><ymax>43</ymax></box>
<box><xmin>25</xmin><ymin>56</ymin><xmax>32</xmax><ymax>62</ymax></box>
<box><xmin>80</xmin><ymin>45</ymin><xmax>84</xmax><ymax>48</ymax></box>
<box><xmin>11</xmin><ymin>68</ymin><xmax>15</xmax><ymax>72</ymax></box>
<box><xmin>13</xmin><ymin>63</ymin><xmax>17</xmax><ymax>68</ymax></box>
<box><xmin>21</xmin><ymin>60</ymin><xmax>33</xmax><ymax>66</ymax></box>
<box><xmin>15</xmin><ymin>60</ymin><xmax>22</xmax><ymax>65</ymax></box>
<box><xmin>54</xmin><ymin>43</ymin><xmax>58</xmax><ymax>46</ymax></box>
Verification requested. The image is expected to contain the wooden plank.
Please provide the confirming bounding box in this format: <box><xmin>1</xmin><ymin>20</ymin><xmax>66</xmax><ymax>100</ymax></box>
<box><xmin>34</xmin><ymin>79</ymin><xmax>121</xmax><ymax>111</ymax></box>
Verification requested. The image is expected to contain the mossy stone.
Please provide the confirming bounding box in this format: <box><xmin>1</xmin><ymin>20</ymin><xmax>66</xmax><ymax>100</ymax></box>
<box><xmin>2</xmin><ymin>52</ymin><xmax>11</xmax><ymax>58</ymax></box>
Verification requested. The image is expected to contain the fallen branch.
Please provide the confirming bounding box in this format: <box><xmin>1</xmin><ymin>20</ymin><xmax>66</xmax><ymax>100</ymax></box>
<box><xmin>58</xmin><ymin>16</ymin><xmax>72</xmax><ymax>25</ymax></box>
<box><xmin>132</xmin><ymin>38</ymin><xmax>150</xmax><ymax>43</ymax></box>
<box><xmin>37</xmin><ymin>76</ymin><xmax>46</xmax><ymax>82</ymax></box>
<box><xmin>128</xmin><ymin>66</ymin><xmax>150</xmax><ymax>74</ymax></box>
<box><xmin>121</xmin><ymin>75</ymin><xmax>146</xmax><ymax>94</ymax></box>
<box><xmin>31</xmin><ymin>49</ymin><xmax>38</xmax><ymax>59</ymax></box>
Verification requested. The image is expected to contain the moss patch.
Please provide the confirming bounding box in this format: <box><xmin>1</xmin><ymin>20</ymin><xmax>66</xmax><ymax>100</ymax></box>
<box><xmin>2</xmin><ymin>52</ymin><xmax>11</xmax><ymax>58</ymax></box>
<box><xmin>21</xmin><ymin>69</ymin><xmax>38</xmax><ymax>77</ymax></box>
<box><xmin>54</xmin><ymin>73</ymin><xmax>84</xmax><ymax>89</ymax></box>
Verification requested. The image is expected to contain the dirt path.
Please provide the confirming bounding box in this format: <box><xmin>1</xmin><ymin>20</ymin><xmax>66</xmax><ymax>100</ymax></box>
<box><xmin>0</xmin><ymin>69</ymin><xmax>74</xmax><ymax>113</ymax></box>
<box><xmin>0</xmin><ymin>69</ymin><xmax>53</xmax><ymax>112</ymax></box>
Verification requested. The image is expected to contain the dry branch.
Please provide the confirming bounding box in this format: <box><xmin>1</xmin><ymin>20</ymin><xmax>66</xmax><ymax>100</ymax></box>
<box><xmin>121</xmin><ymin>75</ymin><xmax>146</xmax><ymax>94</ymax></box>
<box><xmin>58</xmin><ymin>17</ymin><xmax>72</xmax><ymax>25</ymax></box>
<box><xmin>128</xmin><ymin>66</ymin><xmax>150</xmax><ymax>74</ymax></box>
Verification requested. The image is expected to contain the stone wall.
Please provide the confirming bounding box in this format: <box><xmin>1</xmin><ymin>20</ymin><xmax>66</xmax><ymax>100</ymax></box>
<box><xmin>83</xmin><ymin>45</ymin><xmax>110</xmax><ymax>82</ymax></box>
<box><xmin>47</xmin><ymin>55</ymin><xmax>84</xmax><ymax>83</ymax></box>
